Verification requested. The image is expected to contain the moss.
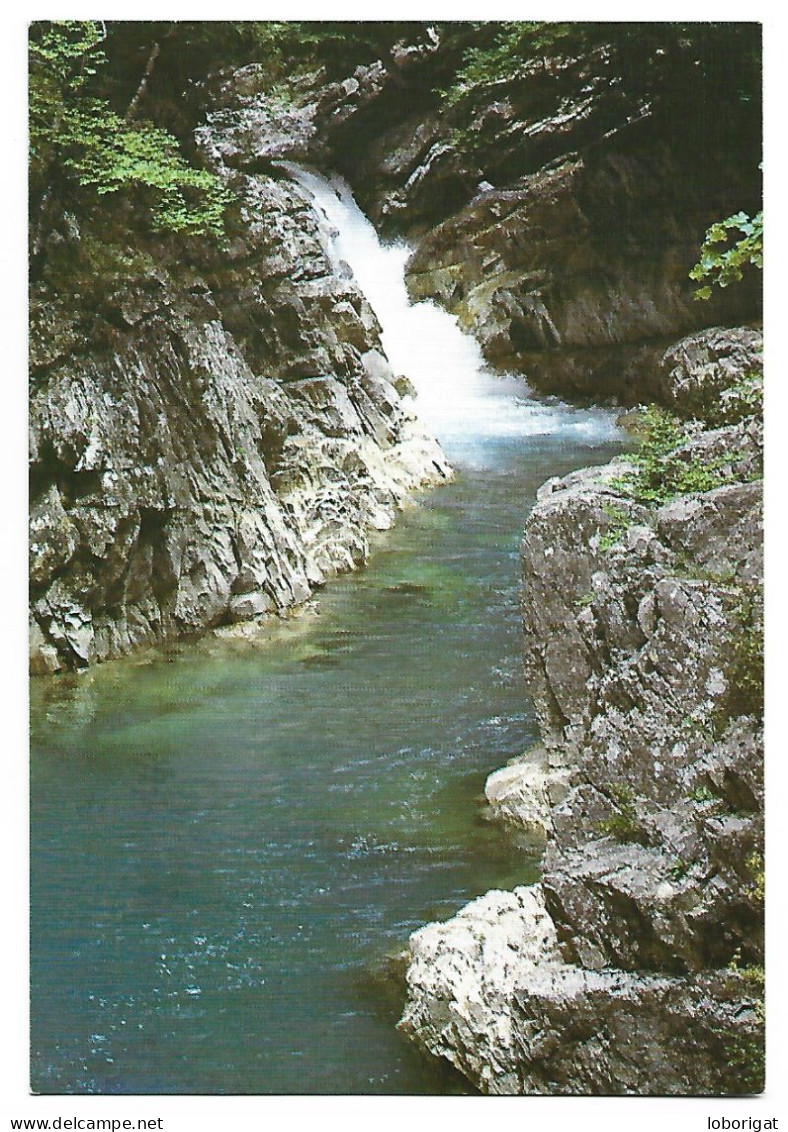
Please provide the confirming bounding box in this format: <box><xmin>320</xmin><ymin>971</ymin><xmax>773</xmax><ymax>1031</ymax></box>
<box><xmin>746</xmin><ymin>851</ymin><xmax>765</xmax><ymax>904</ymax></box>
<box><xmin>729</xmin><ymin>952</ymin><xmax>765</xmax><ymax>989</ymax></box>
<box><xmin>720</xmin><ymin>994</ymin><xmax>765</xmax><ymax>1093</ymax></box>
<box><xmin>722</xmin><ymin>1019</ymin><xmax>765</xmax><ymax>1095</ymax></box>
<box><xmin>716</xmin><ymin>950</ymin><xmax>765</xmax><ymax>1094</ymax></box>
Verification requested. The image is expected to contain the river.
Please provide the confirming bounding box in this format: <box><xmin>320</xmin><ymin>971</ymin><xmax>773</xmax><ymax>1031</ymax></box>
<box><xmin>30</xmin><ymin>170</ymin><xmax>622</xmax><ymax>1094</ymax></box>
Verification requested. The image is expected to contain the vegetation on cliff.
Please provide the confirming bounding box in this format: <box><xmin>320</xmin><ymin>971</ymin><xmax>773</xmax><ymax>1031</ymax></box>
<box><xmin>29</xmin><ymin>21</ymin><xmax>232</xmax><ymax>262</ymax></box>
<box><xmin>402</xmin><ymin>324</ymin><xmax>764</xmax><ymax>1094</ymax></box>
<box><xmin>29</xmin><ymin>22</ymin><xmax>764</xmax><ymax>1093</ymax></box>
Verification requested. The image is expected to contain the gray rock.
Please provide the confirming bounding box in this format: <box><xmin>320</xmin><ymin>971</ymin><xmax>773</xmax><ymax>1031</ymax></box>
<box><xmin>403</xmin><ymin>155</ymin><xmax>760</xmax><ymax>400</ymax></box>
<box><xmin>659</xmin><ymin>326</ymin><xmax>763</xmax><ymax>425</ymax></box>
<box><xmin>484</xmin><ymin>747</ymin><xmax>569</xmax><ymax>841</ymax></box>
<box><xmin>401</xmin><ymin>332</ymin><xmax>763</xmax><ymax>1092</ymax></box>
<box><xmin>399</xmin><ymin>882</ymin><xmax>761</xmax><ymax>1095</ymax></box>
<box><xmin>30</xmin><ymin>127</ymin><xmax>451</xmax><ymax>673</ymax></box>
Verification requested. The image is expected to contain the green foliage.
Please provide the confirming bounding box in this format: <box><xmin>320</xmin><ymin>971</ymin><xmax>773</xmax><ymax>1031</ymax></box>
<box><xmin>596</xmin><ymin>784</ymin><xmax>649</xmax><ymax>845</ymax></box>
<box><xmin>721</xmin><ymin>949</ymin><xmax>765</xmax><ymax>1094</ymax></box>
<box><xmin>669</xmin><ymin>857</ymin><xmax>690</xmax><ymax>881</ymax></box>
<box><xmin>729</xmin><ymin>951</ymin><xmax>765</xmax><ymax>989</ymax></box>
<box><xmin>573</xmin><ymin>591</ymin><xmax>595</xmax><ymax>609</ymax></box>
<box><xmin>746</xmin><ymin>851</ymin><xmax>765</xmax><ymax>903</ymax></box>
<box><xmin>717</xmin><ymin>586</ymin><xmax>764</xmax><ymax>726</ymax></box>
<box><xmin>597</xmin><ymin>531</ymin><xmax>623</xmax><ymax>553</ymax></box>
<box><xmin>243</xmin><ymin>21</ymin><xmax>434</xmax><ymax>84</ymax></box>
<box><xmin>690</xmin><ymin>207</ymin><xmax>763</xmax><ymax>300</ymax></box>
<box><xmin>66</xmin><ymin>112</ymin><xmax>229</xmax><ymax>235</ymax></box>
<box><xmin>597</xmin><ymin>812</ymin><xmax>647</xmax><ymax>845</ymax></box>
<box><xmin>597</xmin><ymin>503</ymin><xmax>632</xmax><ymax>553</ymax></box>
<box><xmin>29</xmin><ymin>21</ymin><xmax>229</xmax><ymax>237</ymax></box>
<box><xmin>616</xmin><ymin>406</ymin><xmax>745</xmax><ymax>507</ymax></box>
<box><xmin>440</xmin><ymin>22</ymin><xmax>573</xmax><ymax>108</ymax></box>
<box><xmin>719</xmin><ymin>373</ymin><xmax>764</xmax><ymax>426</ymax></box>
<box><xmin>689</xmin><ymin>784</ymin><xmax>717</xmax><ymax>804</ymax></box>
<box><xmin>721</xmin><ymin>1014</ymin><xmax>765</xmax><ymax>1095</ymax></box>
<box><xmin>439</xmin><ymin>22</ymin><xmax>760</xmax><ymax>159</ymax></box>
<box><xmin>29</xmin><ymin>20</ymin><xmax>106</xmax><ymax>174</ymax></box>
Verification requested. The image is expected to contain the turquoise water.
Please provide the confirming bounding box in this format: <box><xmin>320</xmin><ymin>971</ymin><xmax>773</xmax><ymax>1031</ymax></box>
<box><xmin>31</xmin><ymin>165</ymin><xmax>624</xmax><ymax>1094</ymax></box>
<box><xmin>30</xmin><ymin>426</ymin><xmax>621</xmax><ymax>1095</ymax></box>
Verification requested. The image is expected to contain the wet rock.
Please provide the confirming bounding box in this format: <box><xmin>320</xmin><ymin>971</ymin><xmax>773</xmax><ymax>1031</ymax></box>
<box><xmin>402</xmin><ymin>144</ymin><xmax>760</xmax><ymax>401</ymax></box>
<box><xmin>401</xmin><ymin>327</ymin><xmax>762</xmax><ymax>1092</ymax></box>
<box><xmin>30</xmin><ymin>129</ymin><xmax>450</xmax><ymax>673</ymax></box>
<box><xmin>195</xmin><ymin>31</ymin><xmax>760</xmax><ymax>408</ymax></box>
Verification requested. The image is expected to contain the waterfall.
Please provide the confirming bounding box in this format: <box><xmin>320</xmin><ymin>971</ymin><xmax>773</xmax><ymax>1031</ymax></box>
<box><xmin>282</xmin><ymin>164</ymin><xmax>619</xmax><ymax>465</ymax></box>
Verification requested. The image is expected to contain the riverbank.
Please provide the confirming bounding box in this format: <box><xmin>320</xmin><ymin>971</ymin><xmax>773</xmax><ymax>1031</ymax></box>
<box><xmin>31</xmin><ymin>414</ymin><xmax>622</xmax><ymax>1093</ymax></box>
<box><xmin>29</xmin><ymin>159</ymin><xmax>455</xmax><ymax>675</ymax></box>
<box><xmin>399</xmin><ymin>325</ymin><xmax>764</xmax><ymax>1095</ymax></box>
<box><xmin>30</xmin><ymin>25</ymin><xmax>761</xmax><ymax>674</ymax></box>
<box><xmin>29</xmin><ymin>22</ymin><xmax>763</xmax><ymax>1098</ymax></box>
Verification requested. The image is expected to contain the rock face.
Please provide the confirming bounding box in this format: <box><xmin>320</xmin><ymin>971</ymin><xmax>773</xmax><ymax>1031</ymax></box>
<box><xmin>404</xmin><ymin>137</ymin><xmax>761</xmax><ymax>400</ymax></box>
<box><xmin>400</xmin><ymin>326</ymin><xmax>764</xmax><ymax>1094</ymax></box>
<box><xmin>29</xmin><ymin>132</ymin><xmax>449</xmax><ymax>673</ymax></box>
<box><xmin>400</xmin><ymin>885</ymin><xmax>762</xmax><ymax>1096</ymax></box>
<box><xmin>253</xmin><ymin>28</ymin><xmax>760</xmax><ymax>402</ymax></box>
<box><xmin>188</xmin><ymin>29</ymin><xmax>762</xmax><ymax>408</ymax></box>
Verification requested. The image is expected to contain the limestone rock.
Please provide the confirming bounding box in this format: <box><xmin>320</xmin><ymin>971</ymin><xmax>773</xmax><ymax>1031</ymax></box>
<box><xmin>399</xmin><ymin>881</ymin><xmax>761</xmax><ymax>1095</ymax></box>
<box><xmin>483</xmin><ymin>747</ymin><xmax>570</xmax><ymax>841</ymax></box>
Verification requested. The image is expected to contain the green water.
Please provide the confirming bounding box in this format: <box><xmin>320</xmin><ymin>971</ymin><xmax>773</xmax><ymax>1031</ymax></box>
<box><xmin>30</xmin><ymin>424</ymin><xmax>622</xmax><ymax>1094</ymax></box>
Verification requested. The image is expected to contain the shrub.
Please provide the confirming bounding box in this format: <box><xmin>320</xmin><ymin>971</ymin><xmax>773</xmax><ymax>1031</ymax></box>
<box><xmin>30</xmin><ymin>21</ymin><xmax>229</xmax><ymax>239</ymax></box>
<box><xmin>615</xmin><ymin>406</ymin><xmax>745</xmax><ymax>506</ymax></box>
<box><xmin>597</xmin><ymin>784</ymin><xmax>649</xmax><ymax>845</ymax></box>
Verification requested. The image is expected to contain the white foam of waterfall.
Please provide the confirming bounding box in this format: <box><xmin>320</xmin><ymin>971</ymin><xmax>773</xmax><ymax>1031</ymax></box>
<box><xmin>282</xmin><ymin>164</ymin><xmax>620</xmax><ymax>464</ymax></box>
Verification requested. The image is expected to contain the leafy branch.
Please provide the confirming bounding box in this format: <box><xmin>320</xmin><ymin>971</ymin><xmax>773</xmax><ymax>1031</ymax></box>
<box><xmin>29</xmin><ymin>21</ymin><xmax>229</xmax><ymax>244</ymax></box>
<box><xmin>690</xmin><ymin>208</ymin><xmax>763</xmax><ymax>300</ymax></box>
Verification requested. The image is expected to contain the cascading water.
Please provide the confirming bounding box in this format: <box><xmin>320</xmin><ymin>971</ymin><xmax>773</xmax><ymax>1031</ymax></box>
<box><xmin>282</xmin><ymin>164</ymin><xmax>620</xmax><ymax>464</ymax></box>
<box><xmin>30</xmin><ymin>168</ymin><xmax>626</xmax><ymax>1096</ymax></box>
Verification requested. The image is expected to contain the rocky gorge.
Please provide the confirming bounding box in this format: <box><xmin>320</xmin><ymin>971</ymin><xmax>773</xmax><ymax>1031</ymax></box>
<box><xmin>29</xmin><ymin>162</ymin><xmax>450</xmax><ymax>674</ymax></box>
<box><xmin>29</xmin><ymin>22</ymin><xmax>763</xmax><ymax>1096</ymax></box>
<box><xmin>399</xmin><ymin>325</ymin><xmax>764</xmax><ymax>1093</ymax></box>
